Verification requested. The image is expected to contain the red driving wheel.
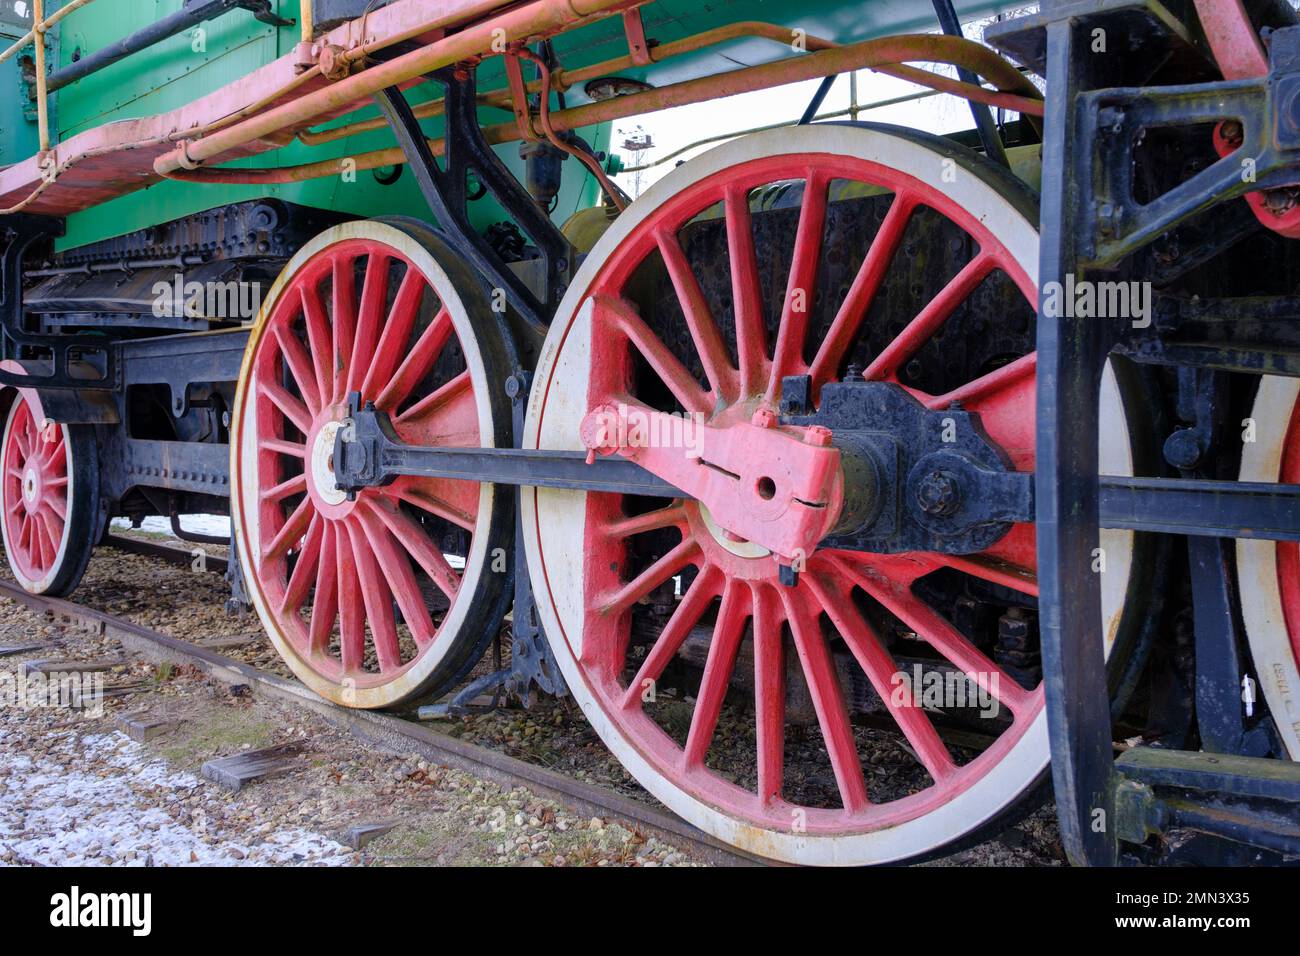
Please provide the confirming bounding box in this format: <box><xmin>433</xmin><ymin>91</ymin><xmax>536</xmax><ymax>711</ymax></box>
<box><xmin>232</xmin><ymin>220</ymin><xmax>513</xmax><ymax>709</ymax></box>
<box><xmin>0</xmin><ymin>391</ymin><xmax>98</xmax><ymax>596</ymax></box>
<box><xmin>523</xmin><ymin>125</ymin><xmax>1144</xmax><ymax>864</ymax></box>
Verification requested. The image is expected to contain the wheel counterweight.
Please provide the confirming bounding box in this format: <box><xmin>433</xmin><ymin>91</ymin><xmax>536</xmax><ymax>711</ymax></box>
<box><xmin>522</xmin><ymin>125</ymin><xmax>1146</xmax><ymax>865</ymax></box>
<box><xmin>232</xmin><ymin>220</ymin><xmax>513</xmax><ymax>709</ymax></box>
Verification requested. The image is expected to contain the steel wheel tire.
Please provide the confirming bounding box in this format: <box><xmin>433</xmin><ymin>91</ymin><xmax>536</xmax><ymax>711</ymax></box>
<box><xmin>231</xmin><ymin>219</ymin><xmax>513</xmax><ymax>710</ymax></box>
<box><xmin>1238</xmin><ymin>375</ymin><xmax>1300</xmax><ymax>758</ymax></box>
<box><xmin>521</xmin><ymin>124</ymin><xmax>1146</xmax><ymax>865</ymax></box>
<box><xmin>0</xmin><ymin>392</ymin><xmax>98</xmax><ymax>597</ymax></box>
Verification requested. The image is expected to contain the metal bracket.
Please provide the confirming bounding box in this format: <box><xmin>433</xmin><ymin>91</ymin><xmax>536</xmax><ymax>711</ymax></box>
<box><xmin>373</xmin><ymin>67</ymin><xmax>574</xmax><ymax>342</ymax></box>
<box><xmin>1075</xmin><ymin>24</ymin><xmax>1300</xmax><ymax>268</ymax></box>
<box><xmin>1114</xmin><ymin>748</ymin><xmax>1300</xmax><ymax>860</ymax></box>
<box><xmin>0</xmin><ymin>214</ymin><xmax>119</xmax><ymax>392</ymax></box>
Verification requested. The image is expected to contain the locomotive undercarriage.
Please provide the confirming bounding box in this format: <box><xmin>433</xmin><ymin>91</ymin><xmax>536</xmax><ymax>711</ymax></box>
<box><xmin>1</xmin><ymin>0</ymin><xmax>1299</xmax><ymax>866</ymax></box>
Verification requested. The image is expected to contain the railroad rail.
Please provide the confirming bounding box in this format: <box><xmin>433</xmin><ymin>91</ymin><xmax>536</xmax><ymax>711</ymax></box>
<box><xmin>0</xmin><ymin>570</ymin><xmax>763</xmax><ymax>867</ymax></box>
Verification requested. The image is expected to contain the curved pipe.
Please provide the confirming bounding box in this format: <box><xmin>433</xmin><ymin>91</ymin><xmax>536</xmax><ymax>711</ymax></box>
<box><xmin>154</xmin><ymin>0</ymin><xmax>634</xmax><ymax>177</ymax></box>
<box><xmin>161</xmin><ymin>33</ymin><xmax>1043</xmax><ymax>186</ymax></box>
<box><xmin>299</xmin><ymin>19</ymin><xmax>1035</xmax><ymax>147</ymax></box>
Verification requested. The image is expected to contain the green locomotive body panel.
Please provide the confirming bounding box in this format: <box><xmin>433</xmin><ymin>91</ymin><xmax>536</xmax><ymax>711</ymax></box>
<box><xmin>4</xmin><ymin>0</ymin><xmax>1016</xmax><ymax>251</ymax></box>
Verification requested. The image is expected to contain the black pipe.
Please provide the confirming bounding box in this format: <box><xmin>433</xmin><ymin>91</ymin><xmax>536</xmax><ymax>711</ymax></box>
<box><xmin>798</xmin><ymin>75</ymin><xmax>837</xmax><ymax>125</ymax></box>
<box><xmin>930</xmin><ymin>0</ymin><xmax>1009</xmax><ymax>167</ymax></box>
<box><xmin>47</xmin><ymin>0</ymin><xmax>291</xmax><ymax>93</ymax></box>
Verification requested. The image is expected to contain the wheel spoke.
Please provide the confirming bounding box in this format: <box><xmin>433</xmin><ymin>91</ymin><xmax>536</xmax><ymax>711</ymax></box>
<box><xmin>593</xmin><ymin>294</ymin><xmax>712</xmax><ymax>416</ymax></box>
<box><xmin>260</xmin><ymin>378</ymin><xmax>313</xmax><ymax>436</ymax></box>
<box><xmin>832</xmin><ymin>554</ymin><xmax>1032</xmax><ymax>718</ymax></box>
<box><xmin>621</xmin><ymin>564</ymin><xmax>722</xmax><ymax>708</ymax></box>
<box><xmin>655</xmin><ymin>228</ymin><xmax>738</xmax><ymax>404</ymax></box>
<box><xmin>36</xmin><ymin>508</ymin><xmax>59</xmax><ymax>567</ymax></box>
<box><xmin>943</xmin><ymin>552</ymin><xmax>1038</xmax><ymax>597</ymax></box>
<box><xmin>864</xmin><ymin>251</ymin><xmax>996</xmax><ymax>382</ymax></box>
<box><xmin>279</xmin><ymin>515</ymin><xmax>323</xmax><ymax>615</ymax></box>
<box><xmin>331</xmin><ymin>251</ymin><xmax>358</xmax><ymax>404</ymax></box>
<box><xmin>766</xmin><ymin>169</ymin><xmax>830</xmax><ymax>404</ymax></box>
<box><xmin>603</xmin><ymin>503</ymin><xmax>688</xmax><ymax>538</ymax></box>
<box><xmin>39</xmin><ymin>433</ymin><xmax>65</xmax><ymax>467</ymax></box>
<box><xmin>335</xmin><ymin>522</ymin><xmax>366</xmax><ymax>672</ymax></box>
<box><xmin>751</xmin><ymin>582</ymin><xmax>785</xmax><ymax>805</ymax></box>
<box><xmin>395</xmin><ymin>367</ymin><xmax>469</xmax><ymax>427</ymax></box>
<box><xmin>348</xmin><ymin>253</ymin><xmax>391</xmax><ymax>395</ymax></box>
<box><xmin>602</xmin><ymin>537</ymin><xmax>701</xmax><ymax>616</ymax></box>
<box><xmin>366</xmin><ymin>495</ymin><xmax>461</xmax><ymax>599</ymax></box>
<box><xmin>262</xmin><ymin>496</ymin><xmax>314</xmax><ymax>563</ymax></box>
<box><xmin>42</xmin><ymin>495</ymin><xmax>66</xmax><ymax>522</ymax></box>
<box><xmin>377</xmin><ymin>307</ymin><xmax>452</xmax><ymax>412</ymax></box>
<box><xmin>724</xmin><ymin>182</ymin><xmax>769</xmax><ymax>396</ymax></box>
<box><xmin>387</xmin><ymin>478</ymin><xmax>477</xmax><ymax>531</ymax></box>
<box><xmin>806</xmin><ymin>568</ymin><xmax>956</xmax><ymax>782</ymax></box>
<box><xmin>363</xmin><ymin>266</ymin><xmax>426</xmax><ymax>399</ymax></box>
<box><xmin>808</xmin><ymin>193</ymin><xmax>916</xmax><ymax>392</ymax></box>
<box><xmin>307</xmin><ymin>521</ymin><xmax>339</xmax><ymax>654</ymax></box>
<box><xmin>299</xmin><ymin>283</ymin><xmax>333</xmax><ymax>402</ymax></box>
<box><xmin>260</xmin><ymin>437</ymin><xmax>306</xmax><ymax>458</ymax></box>
<box><xmin>356</xmin><ymin>502</ymin><xmax>436</xmax><ymax>646</ymax></box>
<box><xmin>683</xmin><ymin>579</ymin><xmax>750</xmax><ymax>767</ymax></box>
<box><xmin>263</xmin><ymin>472</ymin><xmax>307</xmax><ymax>504</ymax></box>
<box><xmin>780</xmin><ymin>582</ymin><xmax>869</xmax><ymax>813</ymax></box>
<box><xmin>273</xmin><ymin>322</ymin><xmax>321</xmax><ymax>415</ymax></box>
<box><xmin>346</xmin><ymin>516</ymin><xmax>402</xmax><ymax>672</ymax></box>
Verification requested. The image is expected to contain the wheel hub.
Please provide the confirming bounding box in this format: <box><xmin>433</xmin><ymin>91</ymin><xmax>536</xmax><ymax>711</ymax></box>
<box><xmin>22</xmin><ymin>467</ymin><xmax>39</xmax><ymax>507</ymax></box>
<box><xmin>308</xmin><ymin>419</ymin><xmax>348</xmax><ymax>507</ymax></box>
<box><xmin>699</xmin><ymin>502</ymin><xmax>770</xmax><ymax>559</ymax></box>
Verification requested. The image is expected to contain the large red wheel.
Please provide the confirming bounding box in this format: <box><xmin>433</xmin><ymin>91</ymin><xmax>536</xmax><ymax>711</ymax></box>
<box><xmin>523</xmin><ymin>125</ymin><xmax>1145</xmax><ymax>864</ymax></box>
<box><xmin>0</xmin><ymin>392</ymin><xmax>98</xmax><ymax>596</ymax></box>
<box><xmin>1238</xmin><ymin>376</ymin><xmax>1300</xmax><ymax>759</ymax></box>
<box><xmin>232</xmin><ymin>220</ymin><xmax>513</xmax><ymax>709</ymax></box>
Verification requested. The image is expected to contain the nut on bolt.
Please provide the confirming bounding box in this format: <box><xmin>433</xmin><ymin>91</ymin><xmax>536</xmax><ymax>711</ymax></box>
<box><xmin>803</xmin><ymin>425</ymin><xmax>833</xmax><ymax>447</ymax></box>
<box><xmin>318</xmin><ymin>44</ymin><xmax>352</xmax><ymax>81</ymax></box>
<box><xmin>751</xmin><ymin>407</ymin><xmax>776</xmax><ymax>428</ymax></box>
<box><xmin>915</xmin><ymin>470</ymin><xmax>962</xmax><ymax>517</ymax></box>
<box><xmin>1219</xmin><ymin>119</ymin><xmax>1244</xmax><ymax>149</ymax></box>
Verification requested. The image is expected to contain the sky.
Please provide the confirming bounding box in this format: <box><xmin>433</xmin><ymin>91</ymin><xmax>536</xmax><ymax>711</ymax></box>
<box><xmin>606</xmin><ymin>15</ymin><xmax>1033</xmax><ymax>199</ymax></box>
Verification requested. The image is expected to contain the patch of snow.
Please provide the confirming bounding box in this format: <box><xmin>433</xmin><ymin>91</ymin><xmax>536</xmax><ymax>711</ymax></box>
<box><xmin>0</xmin><ymin>730</ymin><xmax>352</xmax><ymax>867</ymax></box>
<box><xmin>111</xmin><ymin>515</ymin><xmax>231</xmax><ymax>539</ymax></box>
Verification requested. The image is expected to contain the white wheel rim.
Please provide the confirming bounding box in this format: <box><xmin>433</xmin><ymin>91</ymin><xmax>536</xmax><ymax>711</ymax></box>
<box><xmin>231</xmin><ymin>221</ymin><xmax>499</xmax><ymax>709</ymax></box>
<box><xmin>522</xmin><ymin>126</ymin><xmax>1138</xmax><ymax>864</ymax></box>
<box><xmin>1238</xmin><ymin>375</ymin><xmax>1300</xmax><ymax>759</ymax></box>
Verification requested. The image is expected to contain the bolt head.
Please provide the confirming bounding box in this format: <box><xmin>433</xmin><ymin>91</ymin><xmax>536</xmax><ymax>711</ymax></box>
<box><xmin>751</xmin><ymin>408</ymin><xmax>776</xmax><ymax>429</ymax></box>
<box><xmin>803</xmin><ymin>425</ymin><xmax>833</xmax><ymax>447</ymax></box>
<box><xmin>916</xmin><ymin>470</ymin><xmax>961</xmax><ymax>517</ymax></box>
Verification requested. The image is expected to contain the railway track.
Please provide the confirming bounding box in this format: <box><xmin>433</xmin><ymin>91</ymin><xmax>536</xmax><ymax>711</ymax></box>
<box><xmin>0</xmin><ymin>553</ymin><xmax>764</xmax><ymax>867</ymax></box>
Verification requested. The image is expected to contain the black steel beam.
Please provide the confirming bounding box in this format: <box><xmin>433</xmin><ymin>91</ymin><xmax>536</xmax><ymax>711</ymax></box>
<box><xmin>1035</xmin><ymin>14</ymin><xmax>1117</xmax><ymax>867</ymax></box>
<box><xmin>1098</xmin><ymin>477</ymin><xmax>1300</xmax><ymax>541</ymax></box>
